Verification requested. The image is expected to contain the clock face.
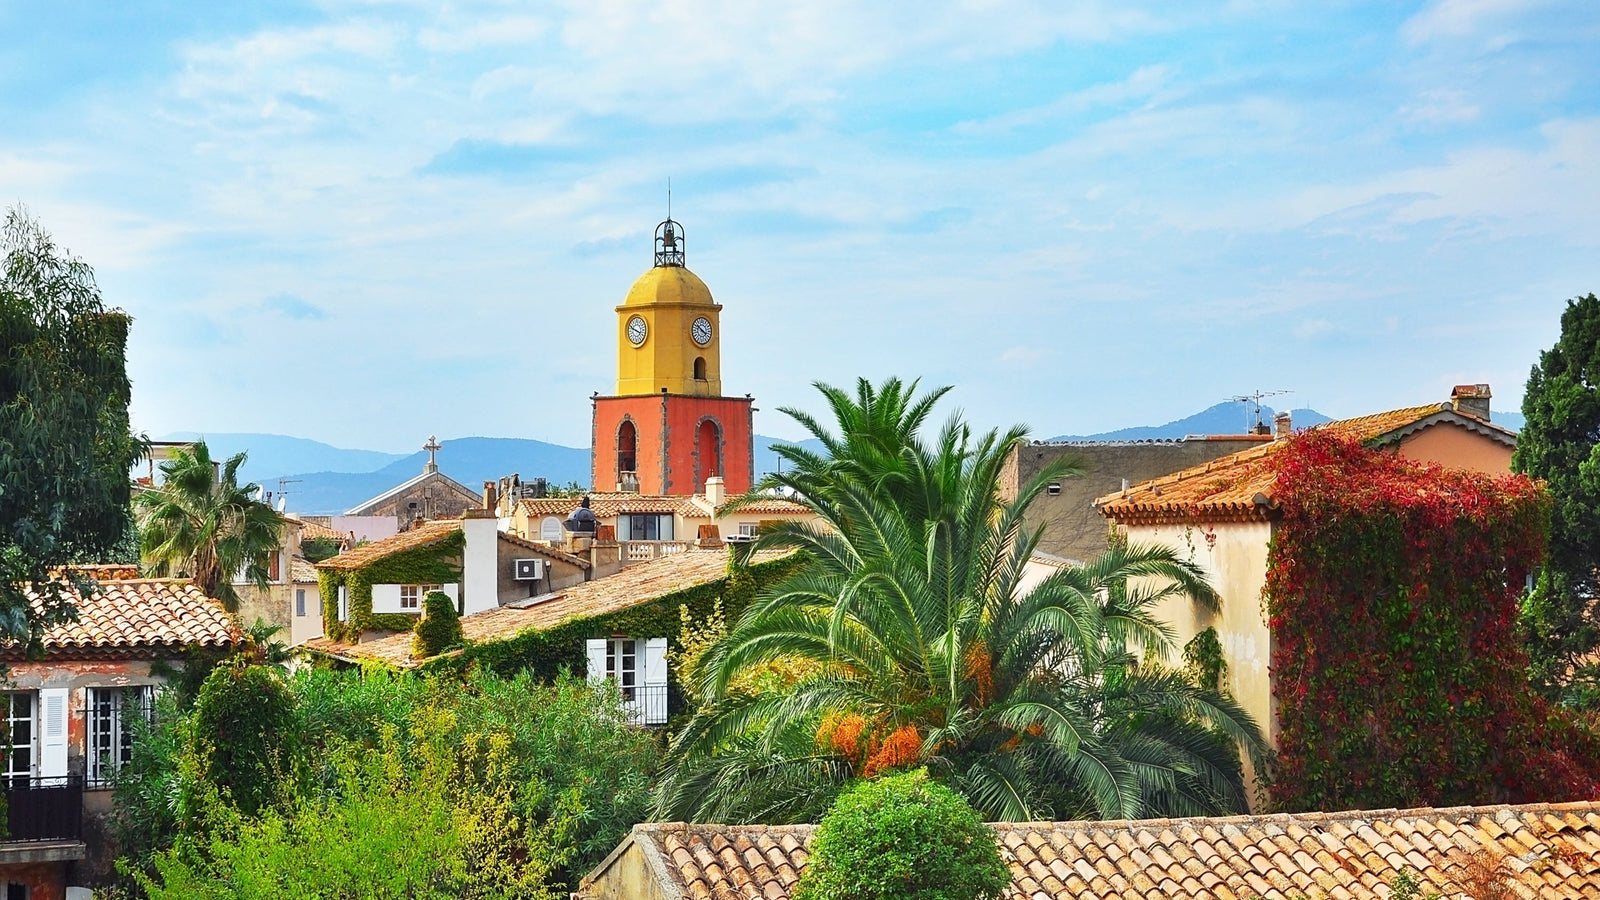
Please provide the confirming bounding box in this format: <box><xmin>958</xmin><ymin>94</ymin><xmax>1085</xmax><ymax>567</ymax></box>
<box><xmin>691</xmin><ymin>316</ymin><xmax>713</xmax><ymax>346</ymax></box>
<box><xmin>627</xmin><ymin>316</ymin><xmax>648</xmax><ymax>346</ymax></box>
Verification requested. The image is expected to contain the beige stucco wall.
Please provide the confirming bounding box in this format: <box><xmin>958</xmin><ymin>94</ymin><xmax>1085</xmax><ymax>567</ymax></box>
<box><xmin>1126</xmin><ymin>520</ymin><xmax>1275</xmax><ymax>796</ymax></box>
<box><xmin>1396</xmin><ymin>423</ymin><xmax>1513</xmax><ymax>475</ymax></box>
<box><xmin>289</xmin><ymin>585</ymin><xmax>324</xmax><ymax>646</ymax></box>
<box><xmin>578</xmin><ymin>841</ymin><xmax>680</xmax><ymax>900</ymax></box>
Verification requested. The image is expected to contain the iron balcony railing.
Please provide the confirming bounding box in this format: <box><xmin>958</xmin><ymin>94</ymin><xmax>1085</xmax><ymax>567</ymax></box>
<box><xmin>3</xmin><ymin>775</ymin><xmax>83</xmax><ymax>843</ymax></box>
<box><xmin>618</xmin><ymin>684</ymin><xmax>669</xmax><ymax>727</ymax></box>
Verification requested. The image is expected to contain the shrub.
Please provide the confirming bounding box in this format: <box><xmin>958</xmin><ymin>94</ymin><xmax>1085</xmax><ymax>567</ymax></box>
<box><xmin>414</xmin><ymin>590</ymin><xmax>464</xmax><ymax>658</ymax></box>
<box><xmin>191</xmin><ymin>660</ymin><xmax>298</xmax><ymax>817</ymax></box>
<box><xmin>793</xmin><ymin>770</ymin><xmax>1009</xmax><ymax>900</ymax></box>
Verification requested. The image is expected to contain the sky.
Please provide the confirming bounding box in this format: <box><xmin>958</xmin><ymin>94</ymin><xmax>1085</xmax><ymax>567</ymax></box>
<box><xmin>2</xmin><ymin>0</ymin><xmax>1597</xmax><ymax>452</ymax></box>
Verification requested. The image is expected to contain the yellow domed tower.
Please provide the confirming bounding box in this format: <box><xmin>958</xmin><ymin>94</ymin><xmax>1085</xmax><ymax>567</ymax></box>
<box><xmin>591</xmin><ymin>219</ymin><xmax>755</xmax><ymax>497</ymax></box>
<box><xmin>615</xmin><ymin>220</ymin><xmax>722</xmax><ymax>396</ymax></box>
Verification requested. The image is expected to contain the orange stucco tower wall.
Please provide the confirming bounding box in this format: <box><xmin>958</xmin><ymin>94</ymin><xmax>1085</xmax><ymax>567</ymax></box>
<box><xmin>591</xmin><ymin>219</ymin><xmax>755</xmax><ymax>496</ymax></box>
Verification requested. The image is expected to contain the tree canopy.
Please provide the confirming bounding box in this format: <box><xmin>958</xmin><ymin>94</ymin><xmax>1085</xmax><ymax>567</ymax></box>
<box><xmin>656</xmin><ymin>377</ymin><xmax>1266</xmax><ymax>824</ymax></box>
<box><xmin>136</xmin><ymin>441</ymin><xmax>283</xmax><ymax>611</ymax></box>
<box><xmin>1513</xmin><ymin>293</ymin><xmax>1600</xmax><ymax>706</ymax></box>
<box><xmin>0</xmin><ymin>207</ymin><xmax>140</xmax><ymax>646</ymax></box>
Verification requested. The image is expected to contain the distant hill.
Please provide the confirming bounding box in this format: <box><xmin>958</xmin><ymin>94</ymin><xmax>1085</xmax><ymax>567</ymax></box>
<box><xmin>157</xmin><ymin>432</ymin><xmax>408</xmax><ymax>487</ymax></box>
<box><xmin>171</xmin><ymin>405</ymin><xmax>1525</xmax><ymax>514</ymax></box>
<box><xmin>1046</xmin><ymin>403</ymin><xmax>1522</xmax><ymax>442</ymax></box>
<box><xmin>274</xmin><ymin>437</ymin><xmax>591</xmax><ymax>515</ymax></box>
<box><xmin>1046</xmin><ymin>403</ymin><xmax>1333</xmax><ymax>442</ymax></box>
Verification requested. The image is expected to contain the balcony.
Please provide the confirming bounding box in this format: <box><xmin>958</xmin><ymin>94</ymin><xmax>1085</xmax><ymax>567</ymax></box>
<box><xmin>621</xmin><ymin>541</ymin><xmax>691</xmax><ymax>562</ymax></box>
<box><xmin>2</xmin><ymin>776</ymin><xmax>84</xmax><ymax>852</ymax></box>
<box><xmin>618</xmin><ymin>684</ymin><xmax>669</xmax><ymax>727</ymax></box>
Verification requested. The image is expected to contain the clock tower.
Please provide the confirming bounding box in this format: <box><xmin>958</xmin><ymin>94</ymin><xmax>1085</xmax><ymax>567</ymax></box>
<box><xmin>591</xmin><ymin>219</ymin><xmax>754</xmax><ymax>496</ymax></box>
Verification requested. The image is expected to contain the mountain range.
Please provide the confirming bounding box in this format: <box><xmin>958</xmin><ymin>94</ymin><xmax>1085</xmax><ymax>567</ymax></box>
<box><xmin>161</xmin><ymin>402</ymin><xmax>1523</xmax><ymax>516</ymax></box>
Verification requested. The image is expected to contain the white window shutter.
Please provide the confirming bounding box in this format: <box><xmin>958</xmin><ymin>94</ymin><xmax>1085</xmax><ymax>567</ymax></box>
<box><xmin>643</xmin><ymin>638</ymin><xmax>668</xmax><ymax>686</ymax></box>
<box><xmin>39</xmin><ymin>687</ymin><xmax>69</xmax><ymax>779</ymax></box>
<box><xmin>585</xmin><ymin>639</ymin><xmax>607</xmax><ymax>683</ymax></box>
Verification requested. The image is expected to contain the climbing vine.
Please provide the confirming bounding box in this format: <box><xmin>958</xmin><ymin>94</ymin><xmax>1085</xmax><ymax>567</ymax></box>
<box><xmin>1266</xmin><ymin>432</ymin><xmax>1600</xmax><ymax>810</ymax></box>
<box><xmin>319</xmin><ymin>530</ymin><xmax>465</xmax><ymax>642</ymax></box>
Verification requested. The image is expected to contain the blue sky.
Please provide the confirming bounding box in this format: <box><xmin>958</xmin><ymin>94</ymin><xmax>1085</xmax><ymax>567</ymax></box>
<box><xmin>3</xmin><ymin>0</ymin><xmax>1596</xmax><ymax>451</ymax></box>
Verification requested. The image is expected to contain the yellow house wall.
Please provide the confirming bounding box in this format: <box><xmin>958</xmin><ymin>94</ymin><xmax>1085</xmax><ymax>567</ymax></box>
<box><xmin>1395</xmin><ymin>424</ymin><xmax>1513</xmax><ymax>475</ymax></box>
<box><xmin>578</xmin><ymin>842</ymin><xmax>680</xmax><ymax>900</ymax></box>
<box><xmin>1126</xmin><ymin>520</ymin><xmax>1275</xmax><ymax>799</ymax></box>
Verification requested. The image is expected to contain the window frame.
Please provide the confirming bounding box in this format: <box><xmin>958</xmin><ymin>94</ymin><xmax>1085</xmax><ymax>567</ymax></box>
<box><xmin>86</xmin><ymin>685</ymin><xmax>153</xmax><ymax>789</ymax></box>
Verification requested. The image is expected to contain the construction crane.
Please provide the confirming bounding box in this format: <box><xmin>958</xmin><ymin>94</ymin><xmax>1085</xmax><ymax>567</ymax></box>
<box><xmin>1230</xmin><ymin>390</ymin><xmax>1292</xmax><ymax>434</ymax></box>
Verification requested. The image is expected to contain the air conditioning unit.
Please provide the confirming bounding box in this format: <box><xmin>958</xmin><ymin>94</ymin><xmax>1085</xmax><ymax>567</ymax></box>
<box><xmin>724</xmin><ymin>534</ymin><xmax>754</xmax><ymax>543</ymax></box>
<box><xmin>512</xmin><ymin>558</ymin><xmax>545</xmax><ymax>581</ymax></box>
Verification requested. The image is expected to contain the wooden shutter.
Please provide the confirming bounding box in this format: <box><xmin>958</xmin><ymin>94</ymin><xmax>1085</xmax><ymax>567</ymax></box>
<box><xmin>585</xmin><ymin>639</ymin><xmax>607</xmax><ymax>683</ymax></box>
<box><xmin>643</xmin><ymin>637</ymin><xmax>669</xmax><ymax>725</ymax></box>
<box><xmin>38</xmin><ymin>687</ymin><xmax>69</xmax><ymax>780</ymax></box>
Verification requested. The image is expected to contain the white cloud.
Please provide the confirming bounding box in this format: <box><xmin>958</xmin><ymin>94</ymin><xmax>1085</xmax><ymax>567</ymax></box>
<box><xmin>1401</xmin><ymin>0</ymin><xmax>1546</xmax><ymax>44</ymax></box>
<box><xmin>1399</xmin><ymin>89</ymin><xmax>1480</xmax><ymax>125</ymax></box>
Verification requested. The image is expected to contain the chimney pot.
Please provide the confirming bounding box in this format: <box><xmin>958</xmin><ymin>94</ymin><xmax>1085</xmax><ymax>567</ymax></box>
<box><xmin>1273</xmin><ymin>411</ymin><xmax>1293</xmax><ymax>439</ymax></box>
<box><xmin>705</xmin><ymin>476</ymin><xmax>726</xmax><ymax>507</ymax></box>
<box><xmin>1450</xmin><ymin>384</ymin><xmax>1492</xmax><ymax>421</ymax></box>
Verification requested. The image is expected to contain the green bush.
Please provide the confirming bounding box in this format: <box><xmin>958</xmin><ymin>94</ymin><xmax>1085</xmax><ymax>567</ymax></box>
<box><xmin>414</xmin><ymin>591</ymin><xmax>465</xmax><ymax>658</ymax></box>
<box><xmin>192</xmin><ymin>660</ymin><xmax>298</xmax><ymax>817</ymax></box>
<box><xmin>793</xmin><ymin>770</ymin><xmax>1009</xmax><ymax>900</ymax></box>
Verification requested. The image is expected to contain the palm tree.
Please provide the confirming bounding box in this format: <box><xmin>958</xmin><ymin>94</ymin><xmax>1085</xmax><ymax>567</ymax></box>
<box><xmin>656</xmin><ymin>378</ymin><xmax>1267</xmax><ymax>823</ymax></box>
<box><xmin>135</xmin><ymin>442</ymin><xmax>282</xmax><ymax>611</ymax></box>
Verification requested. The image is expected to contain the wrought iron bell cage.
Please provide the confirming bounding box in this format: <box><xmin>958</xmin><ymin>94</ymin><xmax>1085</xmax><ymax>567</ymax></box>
<box><xmin>653</xmin><ymin>218</ymin><xmax>685</xmax><ymax>267</ymax></box>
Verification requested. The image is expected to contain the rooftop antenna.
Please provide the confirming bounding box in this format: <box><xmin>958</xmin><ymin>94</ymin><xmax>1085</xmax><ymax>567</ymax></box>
<box><xmin>276</xmin><ymin>477</ymin><xmax>301</xmax><ymax>512</ymax></box>
<box><xmin>1230</xmin><ymin>390</ymin><xmax>1291</xmax><ymax>434</ymax></box>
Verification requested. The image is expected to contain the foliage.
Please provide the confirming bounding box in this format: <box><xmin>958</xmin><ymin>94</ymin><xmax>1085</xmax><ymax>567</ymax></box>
<box><xmin>0</xmin><ymin>206</ymin><xmax>141</xmax><ymax>646</ymax></box>
<box><xmin>793</xmin><ymin>770</ymin><xmax>1008</xmax><ymax>900</ymax></box>
<box><xmin>135</xmin><ymin>705</ymin><xmax>580</xmax><ymax>900</ymax></box>
<box><xmin>136</xmin><ymin>441</ymin><xmax>284</xmax><ymax>611</ymax></box>
<box><xmin>1266</xmin><ymin>431</ymin><xmax>1600</xmax><ymax>810</ymax></box>
<box><xmin>1182</xmin><ymin>627</ymin><xmax>1227</xmax><ymax>693</ymax></box>
<box><xmin>414</xmin><ymin>590</ymin><xmax>464</xmax><ymax>657</ymax></box>
<box><xmin>1513</xmin><ymin>293</ymin><xmax>1600</xmax><ymax>706</ymax></box>
<box><xmin>658</xmin><ymin>377</ymin><xmax>1267</xmax><ymax>824</ymax></box>
<box><xmin>420</xmin><ymin>551</ymin><xmax>804</xmax><ymax>687</ymax></box>
<box><xmin>112</xmin><ymin>667</ymin><xmax>659</xmax><ymax>896</ymax></box>
<box><xmin>191</xmin><ymin>661</ymin><xmax>298</xmax><ymax>817</ymax></box>
<box><xmin>298</xmin><ymin>536</ymin><xmax>342</xmax><ymax>563</ymax></box>
<box><xmin>319</xmin><ymin>528</ymin><xmax>463</xmax><ymax>641</ymax></box>
<box><xmin>1388</xmin><ymin>871</ymin><xmax>1442</xmax><ymax>900</ymax></box>
<box><xmin>242</xmin><ymin>619</ymin><xmax>291</xmax><ymax>665</ymax></box>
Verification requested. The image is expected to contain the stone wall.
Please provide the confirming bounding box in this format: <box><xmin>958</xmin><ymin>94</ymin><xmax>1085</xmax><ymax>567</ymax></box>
<box><xmin>1006</xmin><ymin>438</ymin><xmax>1267</xmax><ymax>563</ymax></box>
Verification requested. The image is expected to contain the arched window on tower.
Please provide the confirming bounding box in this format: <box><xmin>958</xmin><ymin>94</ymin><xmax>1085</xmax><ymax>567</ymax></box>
<box><xmin>697</xmin><ymin>418</ymin><xmax>722</xmax><ymax>486</ymax></box>
<box><xmin>617</xmin><ymin>420</ymin><xmax>638</xmax><ymax>490</ymax></box>
<box><xmin>693</xmin><ymin>357</ymin><xmax>707</xmax><ymax>380</ymax></box>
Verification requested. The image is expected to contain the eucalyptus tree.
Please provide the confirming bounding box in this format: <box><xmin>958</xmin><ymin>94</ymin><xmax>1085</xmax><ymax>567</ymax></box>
<box><xmin>136</xmin><ymin>442</ymin><xmax>283</xmax><ymax>610</ymax></box>
<box><xmin>656</xmin><ymin>378</ymin><xmax>1267</xmax><ymax>823</ymax></box>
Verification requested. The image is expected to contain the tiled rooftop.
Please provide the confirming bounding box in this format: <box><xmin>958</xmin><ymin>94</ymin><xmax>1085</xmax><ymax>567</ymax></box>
<box><xmin>316</xmin><ymin>518</ymin><xmax>462</xmax><ymax>571</ymax></box>
<box><xmin>290</xmin><ymin>556</ymin><xmax>319</xmax><ymax>583</ymax></box>
<box><xmin>293</xmin><ymin>519</ymin><xmax>349</xmax><ymax>545</ymax></box>
<box><xmin>518</xmin><ymin>494</ymin><xmax>709</xmax><ymax>519</ymax></box>
<box><xmin>1096</xmin><ymin>402</ymin><xmax>1517</xmax><ymax>525</ymax></box>
<box><xmin>15</xmin><ymin>578</ymin><xmax>241</xmax><ymax>658</ymax></box>
<box><xmin>581</xmin><ymin>800</ymin><xmax>1600</xmax><ymax>900</ymax></box>
<box><xmin>310</xmin><ymin>548</ymin><xmax>793</xmax><ymax>667</ymax></box>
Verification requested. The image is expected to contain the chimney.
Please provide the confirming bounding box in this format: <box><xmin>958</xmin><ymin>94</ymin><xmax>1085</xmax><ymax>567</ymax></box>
<box><xmin>705</xmin><ymin>476</ymin><xmax>726</xmax><ymax>507</ymax></box>
<box><xmin>1451</xmin><ymin>384</ymin><xmax>1491</xmax><ymax>421</ymax></box>
<box><xmin>1273</xmin><ymin>411</ymin><xmax>1292</xmax><ymax>440</ymax></box>
<box><xmin>482</xmin><ymin>480</ymin><xmax>497</xmax><ymax>511</ymax></box>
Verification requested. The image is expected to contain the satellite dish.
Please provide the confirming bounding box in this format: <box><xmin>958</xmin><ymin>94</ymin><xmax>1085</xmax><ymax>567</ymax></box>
<box><xmin>276</xmin><ymin>495</ymin><xmax>287</xmax><ymax>512</ymax></box>
<box><xmin>539</xmin><ymin>516</ymin><xmax>565</xmax><ymax>543</ymax></box>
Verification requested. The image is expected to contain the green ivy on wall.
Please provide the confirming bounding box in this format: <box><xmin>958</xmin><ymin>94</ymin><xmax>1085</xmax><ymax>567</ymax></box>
<box><xmin>320</xmin><ymin>530</ymin><xmax>465</xmax><ymax>643</ymax></box>
<box><xmin>420</xmin><ymin>553</ymin><xmax>805</xmax><ymax>696</ymax></box>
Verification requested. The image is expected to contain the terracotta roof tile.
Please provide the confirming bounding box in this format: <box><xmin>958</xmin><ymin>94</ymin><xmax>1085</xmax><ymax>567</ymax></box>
<box><xmin>316</xmin><ymin>518</ymin><xmax>462</xmax><ymax>571</ymax></box>
<box><xmin>13</xmin><ymin>578</ymin><xmax>242</xmax><ymax>657</ymax></box>
<box><xmin>1096</xmin><ymin>401</ymin><xmax>1517</xmax><ymax>525</ymax></box>
<box><xmin>290</xmin><ymin>556</ymin><xmax>319</xmax><ymax>584</ymax></box>
<box><xmin>582</xmin><ymin>802</ymin><xmax>1600</xmax><ymax>900</ymax></box>
<box><xmin>293</xmin><ymin>520</ymin><xmax>350</xmax><ymax>545</ymax></box>
<box><xmin>310</xmin><ymin>548</ymin><xmax>795</xmax><ymax>667</ymax></box>
<box><xmin>518</xmin><ymin>493</ymin><xmax>709</xmax><ymax>519</ymax></box>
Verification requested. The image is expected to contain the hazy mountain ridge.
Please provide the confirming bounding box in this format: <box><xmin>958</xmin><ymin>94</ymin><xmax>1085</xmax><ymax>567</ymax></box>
<box><xmin>170</xmin><ymin>405</ymin><xmax>1524</xmax><ymax>515</ymax></box>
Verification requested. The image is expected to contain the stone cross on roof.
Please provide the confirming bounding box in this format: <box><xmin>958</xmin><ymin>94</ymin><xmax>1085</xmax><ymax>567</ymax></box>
<box><xmin>423</xmin><ymin>435</ymin><xmax>441</xmax><ymax>474</ymax></box>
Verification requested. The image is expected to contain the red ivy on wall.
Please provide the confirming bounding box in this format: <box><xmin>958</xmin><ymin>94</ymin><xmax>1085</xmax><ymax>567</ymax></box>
<box><xmin>1266</xmin><ymin>432</ymin><xmax>1600</xmax><ymax>810</ymax></box>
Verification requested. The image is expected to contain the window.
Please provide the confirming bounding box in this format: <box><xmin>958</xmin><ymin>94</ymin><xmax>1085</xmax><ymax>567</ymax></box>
<box><xmin>337</xmin><ymin>585</ymin><xmax>349</xmax><ymax>622</ymax></box>
<box><xmin>1</xmin><ymin>693</ymin><xmax>32</xmax><ymax>784</ymax></box>
<box><xmin>295</xmin><ymin>589</ymin><xmax>307</xmax><ymax>617</ymax></box>
<box><xmin>7</xmin><ymin>883</ymin><xmax>26</xmax><ymax>900</ymax></box>
<box><xmin>1046</xmin><ymin>482</ymin><xmax>1062</xmax><ymax>495</ymax></box>
<box><xmin>619</xmin><ymin>514</ymin><xmax>673</xmax><ymax>541</ymax></box>
<box><xmin>87</xmin><ymin>686</ymin><xmax>152</xmax><ymax>787</ymax></box>
<box><xmin>737</xmin><ymin>523</ymin><xmax>759</xmax><ymax>537</ymax></box>
<box><xmin>605</xmin><ymin>639</ymin><xmax>638</xmax><ymax>701</ymax></box>
<box><xmin>693</xmin><ymin>356</ymin><xmax>707</xmax><ymax>380</ymax></box>
<box><xmin>399</xmin><ymin>584</ymin><xmax>441</xmax><ymax>611</ymax></box>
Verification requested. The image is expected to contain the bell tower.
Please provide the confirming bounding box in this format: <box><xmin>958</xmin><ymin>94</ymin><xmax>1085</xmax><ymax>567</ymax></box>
<box><xmin>592</xmin><ymin>218</ymin><xmax>754</xmax><ymax>497</ymax></box>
